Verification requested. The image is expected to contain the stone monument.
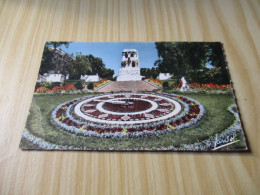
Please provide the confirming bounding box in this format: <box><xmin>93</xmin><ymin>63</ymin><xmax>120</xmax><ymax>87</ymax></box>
<box><xmin>180</xmin><ymin>77</ymin><xmax>190</xmax><ymax>92</ymax></box>
<box><xmin>116</xmin><ymin>49</ymin><xmax>143</xmax><ymax>81</ymax></box>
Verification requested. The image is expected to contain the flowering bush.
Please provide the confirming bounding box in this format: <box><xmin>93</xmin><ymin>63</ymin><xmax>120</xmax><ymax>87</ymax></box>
<box><xmin>36</xmin><ymin>86</ymin><xmax>51</xmax><ymax>93</ymax></box>
<box><xmin>146</xmin><ymin>78</ymin><xmax>162</xmax><ymax>88</ymax></box>
<box><xmin>94</xmin><ymin>78</ymin><xmax>110</xmax><ymax>90</ymax></box>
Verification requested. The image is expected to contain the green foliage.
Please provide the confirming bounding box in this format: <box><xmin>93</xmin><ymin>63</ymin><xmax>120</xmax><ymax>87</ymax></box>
<box><xmin>39</xmin><ymin>43</ymin><xmax>114</xmax><ymax>81</ymax></box>
<box><xmin>206</xmin><ymin>42</ymin><xmax>230</xmax><ymax>84</ymax></box>
<box><xmin>40</xmin><ymin>42</ymin><xmax>72</xmax><ymax>76</ymax></box>
<box><xmin>46</xmin><ymin>42</ymin><xmax>70</xmax><ymax>50</ymax></box>
<box><xmin>155</xmin><ymin>42</ymin><xmax>208</xmax><ymax>81</ymax></box>
<box><xmin>35</xmin><ymin>82</ymin><xmax>61</xmax><ymax>91</ymax></box>
<box><xmin>162</xmin><ymin>81</ymin><xmax>169</xmax><ymax>89</ymax></box>
<box><xmin>199</xmin><ymin>67</ymin><xmax>229</xmax><ymax>84</ymax></box>
<box><xmin>154</xmin><ymin>42</ymin><xmax>230</xmax><ymax>84</ymax></box>
<box><xmin>39</xmin><ymin>46</ymin><xmax>54</xmax><ymax>75</ymax></box>
<box><xmin>69</xmin><ymin>54</ymin><xmax>92</xmax><ymax>80</ymax></box>
<box><xmin>74</xmin><ymin>80</ymin><xmax>84</xmax><ymax>90</ymax></box>
<box><xmin>87</xmin><ymin>55</ymin><xmax>114</xmax><ymax>78</ymax></box>
<box><xmin>87</xmin><ymin>82</ymin><xmax>94</xmax><ymax>90</ymax></box>
<box><xmin>68</xmin><ymin>54</ymin><xmax>114</xmax><ymax>80</ymax></box>
<box><xmin>141</xmin><ymin>67</ymin><xmax>158</xmax><ymax>79</ymax></box>
<box><xmin>102</xmin><ymin>68</ymin><xmax>114</xmax><ymax>80</ymax></box>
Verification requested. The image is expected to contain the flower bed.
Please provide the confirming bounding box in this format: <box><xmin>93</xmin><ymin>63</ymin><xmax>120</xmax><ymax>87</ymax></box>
<box><xmin>189</xmin><ymin>83</ymin><xmax>231</xmax><ymax>91</ymax></box>
<box><xmin>146</xmin><ymin>78</ymin><xmax>162</xmax><ymax>88</ymax></box>
<box><xmin>35</xmin><ymin>83</ymin><xmax>77</xmax><ymax>94</ymax></box>
<box><xmin>171</xmin><ymin>82</ymin><xmax>231</xmax><ymax>92</ymax></box>
<box><xmin>51</xmin><ymin>93</ymin><xmax>205</xmax><ymax>138</ymax></box>
<box><xmin>94</xmin><ymin>78</ymin><xmax>111</xmax><ymax>90</ymax></box>
<box><xmin>36</xmin><ymin>86</ymin><xmax>51</xmax><ymax>93</ymax></box>
<box><xmin>103</xmin><ymin>99</ymin><xmax>152</xmax><ymax>113</ymax></box>
<box><xmin>23</xmin><ymin>103</ymin><xmax>246</xmax><ymax>151</ymax></box>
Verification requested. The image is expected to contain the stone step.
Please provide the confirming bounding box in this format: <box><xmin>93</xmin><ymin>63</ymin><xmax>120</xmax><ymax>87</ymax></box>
<box><xmin>97</xmin><ymin>81</ymin><xmax>160</xmax><ymax>93</ymax></box>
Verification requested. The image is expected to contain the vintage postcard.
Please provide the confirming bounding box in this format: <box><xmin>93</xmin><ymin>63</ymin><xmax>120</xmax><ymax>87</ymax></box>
<box><xmin>19</xmin><ymin>42</ymin><xmax>249</xmax><ymax>151</ymax></box>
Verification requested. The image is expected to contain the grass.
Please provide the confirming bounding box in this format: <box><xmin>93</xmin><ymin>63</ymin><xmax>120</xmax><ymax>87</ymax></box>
<box><xmin>20</xmin><ymin>92</ymin><xmax>244</xmax><ymax>150</ymax></box>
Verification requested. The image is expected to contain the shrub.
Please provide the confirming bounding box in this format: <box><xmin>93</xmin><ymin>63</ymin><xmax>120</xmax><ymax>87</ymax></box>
<box><xmin>50</xmin><ymin>82</ymin><xmax>61</xmax><ymax>89</ymax></box>
<box><xmin>152</xmin><ymin>74</ymin><xmax>157</xmax><ymax>79</ymax></box>
<box><xmin>163</xmin><ymin>81</ymin><xmax>169</xmax><ymax>89</ymax></box>
<box><xmin>87</xmin><ymin>82</ymin><xmax>94</xmax><ymax>90</ymax></box>
<box><xmin>74</xmin><ymin>80</ymin><xmax>84</xmax><ymax>90</ymax></box>
<box><xmin>40</xmin><ymin>82</ymin><xmax>53</xmax><ymax>88</ymax></box>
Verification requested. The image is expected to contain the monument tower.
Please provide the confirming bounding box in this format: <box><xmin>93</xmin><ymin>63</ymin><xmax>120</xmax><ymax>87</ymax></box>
<box><xmin>116</xmin><ymin>49</ymin><xmax>143</xmax><ymax>81</ymax></box>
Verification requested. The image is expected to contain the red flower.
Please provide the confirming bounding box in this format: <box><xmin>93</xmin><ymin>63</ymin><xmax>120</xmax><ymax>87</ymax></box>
<box><xmin>64</xmin><ymin>83</ymin><xmax>76</xmax><ymax>91</ymax></box>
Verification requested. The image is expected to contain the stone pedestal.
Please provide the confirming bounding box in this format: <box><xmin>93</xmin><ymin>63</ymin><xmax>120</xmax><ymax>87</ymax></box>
<box><xmin>117</xmin><ymin>67</ymin><xmax>143</xmax><ymax>81</ymax></box>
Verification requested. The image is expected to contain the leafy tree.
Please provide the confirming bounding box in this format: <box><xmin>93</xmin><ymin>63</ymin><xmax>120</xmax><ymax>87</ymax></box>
<box><xmin>69</xmin><ymin>54</ymin><xmax>92</xmax><ymax>80</ymax></box>
<box><xmin>102</xmin><ymin>68</ymin><xmax>114</xmax><ymax>80</ymax></box>
<box><xmin>39</xmin><ymin>46</ymin><xmax>54</xmax><ymax>75</ymax></box>
<box><xmin>141</xmin><ymin>67</ymin><xmax>158</xmax><ymax>79</ymax></box>
<box><xmin>154</xmin><ymin>42</ymin><xmax>209</xmax><ymax>82</ymax></box>
<box><xmin>206</xmin><ymin>42</ymin><xmax>230</xmax><ymax>84</ymax></box>
<box><xmin>39</xmin><ymin>42</ymin><xmax>116</xmax><ymax>81</ymax></box>
<box><xmin>151</xmin><ymin>67</ymin><xmax>158</xmax><ymax>79</ymax></box>
<box><xmin>86</xmin><ymin>55</ymin><xmax>112</xmax><ymax>78</ymax></box>
<box><xmin>39</xmin><ymin>42</ymin><xmax>72</xmax><ymax>76</ymax></box>
<box><xmin>68</xmin><ymin>54</ymin><xmax>114</xmax><ymax>80</ymax></box>
<box><xmin>46</xmin><ymin>42</ymin><xmax>70</xmax><ymax>51</ymax></box>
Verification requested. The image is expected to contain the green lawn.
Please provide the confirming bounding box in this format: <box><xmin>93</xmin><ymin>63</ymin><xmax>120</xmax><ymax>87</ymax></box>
<box><xmin>20</xmin><ymin>92</ymin><xmax>238</xmax><ymax>150</ymax></box>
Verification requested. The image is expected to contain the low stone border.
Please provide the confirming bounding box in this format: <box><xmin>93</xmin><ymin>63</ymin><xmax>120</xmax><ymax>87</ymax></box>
<box><xmin>144</xmin><ymin>80</ymin><xmax>162</xmax><ymax>89</ymax></box>
<box><xmin>94</xmin><ymin>81</ymin><xmax>112</xmax><ymax>92</ymax></box>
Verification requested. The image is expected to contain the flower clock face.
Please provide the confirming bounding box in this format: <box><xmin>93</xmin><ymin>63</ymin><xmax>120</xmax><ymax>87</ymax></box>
<box><xmin>52</xmin><ymin>93</ymin><xmax>205</xmax><ymax>138</ymax></box>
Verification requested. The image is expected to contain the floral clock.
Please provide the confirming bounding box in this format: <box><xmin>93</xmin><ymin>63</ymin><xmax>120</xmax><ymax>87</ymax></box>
<box><xmin>52</xmin><ymin>93</ymin><xmax>205</xmax><ymax>138</ymax></box>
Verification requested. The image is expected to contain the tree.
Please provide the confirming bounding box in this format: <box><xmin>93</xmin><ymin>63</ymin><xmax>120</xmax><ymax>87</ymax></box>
<box><xmin>140</xmin><ymin>67</ymin><xmax>159</xmax><ymax>79</ymax></box>
<box><xmin>154</xmin><ymin>42</ymin><xmax>231</xmax><ymax>84</ymax></box>
<box><xmin>39</xmin><ymin>46</ymin><xmax>54</xmax><ymax>75</ymax></box>
<box><xmin>86</xmin><ymin>55</ymin><xmax>105</xmax><ymax>76</ymax></box>
<box><xmin>46</xmin><ymin>42</ymin><xmax>70</xmax><ymax>51</ymax></box>
<box><xmin>68</xmin><ymin>54</ymin><xmax>114</xmax><ymax>80</ymax></box>
<box><xmin>102</xmin><ymin>68</ymin><xmax>114</xmax><ymax>80</ymax></box>
<box><xmin>155</xmin><ymin>42</ymin><xmax>209</xmax><ymax>82</ymax></box>
<box><xmin>39</xmin><ymin>42</ymin><xmax>72</xmax><ymax>76</ymax></box>
<box><xmin>206</xmin><ymin>42</ymin><xmax>230</xmax><ymax>84</ymax></box>
<box><xmin>69</xmin><ymin>55</ymin><xmax>92</xmax><ymax>80</ymax></box>
<box><xmin>155</xmin><ymin>42</ymin><xmax>213</xmax><ymax>82</ymax></box>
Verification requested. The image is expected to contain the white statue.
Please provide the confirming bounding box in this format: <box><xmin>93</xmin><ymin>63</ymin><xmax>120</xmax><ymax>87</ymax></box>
<box><xmin>116</xmin><ymin>49</ymin><xmax>143</xmax><ymax>81</ymax></box>
<box><xmin>180</xmin><ymin>77</ymin><xmax>190</xmax><ymax>92</ymax></box>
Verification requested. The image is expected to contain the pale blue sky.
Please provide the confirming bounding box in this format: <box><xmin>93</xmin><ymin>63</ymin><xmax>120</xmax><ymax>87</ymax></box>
<box><xmin>60</xmin><ymin>42</ymin><xmax>158</xmax><ymax>76</ymax></box>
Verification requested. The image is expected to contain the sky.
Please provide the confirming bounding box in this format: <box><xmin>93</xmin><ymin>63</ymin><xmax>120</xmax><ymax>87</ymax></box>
<box><xmin>60</xmin><ymin>42</ymin><xmax>158</xmax><ymax>76</ymax></box>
